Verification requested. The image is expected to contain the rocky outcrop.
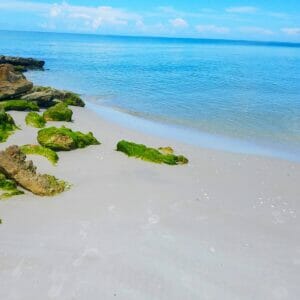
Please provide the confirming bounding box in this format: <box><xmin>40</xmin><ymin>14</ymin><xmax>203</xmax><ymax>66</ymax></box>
<box><xmin>0</xmin><ymin>55</ymin><xmax>45</xmax><ymax>70</ymax></box>
<box><xmin>22</xmin><ymin>86</ymin><xmax>85</xmax><ymax>107</ymax></box>
<box><xmin>0</xmin><ymin>64</ymin><xmax>33</xmax><ymax>100</ymax></box>
<box><xmin>0</xmin><ymin>145</ymin><xmax>67</xmax><ymax>196</ymax></box>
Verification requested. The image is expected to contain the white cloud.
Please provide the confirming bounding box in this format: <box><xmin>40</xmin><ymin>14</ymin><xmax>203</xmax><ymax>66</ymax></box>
<box><xmin>0</xmin><ymin>1</ymin><xmax>142</xmax><ymax>31</ymax></box>
<box><xmin>196</xmin><ymin>25</ymin><xmax>230</xmax><ymax>34</ymax></box>
<box><xmin>239</xmin><ymin>26</ymin><xmax>274</xmax><ymax>35</ymax></box>
<box><xmin>226</xmin><ymin>6</ymin><xmax>257</xmax><ymax>14</ymax></box>
<box><xmin>281</xmin><ymin>28</ymin><xmax>300</xmax><ymax>35</ymax></box>
<box><xmin>169</xmin><ymin>18</ymin><xmax>188</xmax><ymax>28</ymax></box>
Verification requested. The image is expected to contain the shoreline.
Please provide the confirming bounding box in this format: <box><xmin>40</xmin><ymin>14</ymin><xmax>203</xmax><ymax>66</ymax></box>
<box><xmin>85</xmin><ymin>99</ymin><xmax>300</xmax><ymax>164</ymax></box>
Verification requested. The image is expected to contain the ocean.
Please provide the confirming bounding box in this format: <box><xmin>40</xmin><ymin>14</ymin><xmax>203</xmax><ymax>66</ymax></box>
<box><xmin>1</xmin><ymin>30</ymin><xmax>300</xmax><ymax>161</ymax></box>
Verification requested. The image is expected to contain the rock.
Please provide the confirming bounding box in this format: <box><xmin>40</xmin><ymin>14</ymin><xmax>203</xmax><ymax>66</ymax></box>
<box><xmin>0</xmin><ymin>145</ymin><xmax>67</xmax><ymax>196</ymax></box>
<box><xmin>0</xmin><ymin>109</ymin><xmax>18</xmax><ymax>142</ymax></box>
<box><xmin>0</xmin><ymin>64</ymin><xmax>33</xmax><ymax>100</ymax></box>
<box><xmin>0</xmin><ymin>171</ymin><xmax>24</xmax><ymax>199</ymax></box>
<box><xmin>116</xmin><ymin>140</ymin><xmax>188</xmax><ymax>165</ymax></box>
<box><xmin>21</xmin><ymin>90</ymin><xmax>58</xmax><ymax>107</ymax></box>
<box><xmin>22</xmin><ymin>86</ymin><xmax>85</xmax><ymax>107</ymax></box>
<box><xmin>37</xmin><ymin>126</ymin><xmax>100</xmax><ymax>151</ymax></box>
<box><xmin>0</xmin><ymin>99</ymin><xmax>39</xmax><ymax>112</ymax></box>
<box><xmin>0</xmin><ymin>55</ymin><xmax>45</xmax><ymax>70</ymax></box>
<box><xmin>25</xmin><ymin>112</ymin><xmax>46</xmax><ymax>128</ymax></box>
<box><xmin>158</xmin><ymin>147</ymin><xmax>174</xmax><ymax>155</ymax></box>
<box><xmin>43</xmin><ymin>102</ymin><xmax>73</xmax><ymax>122</ymax></box>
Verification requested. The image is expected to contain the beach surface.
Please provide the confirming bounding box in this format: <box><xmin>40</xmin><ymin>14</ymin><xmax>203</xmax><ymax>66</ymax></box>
<box><xmin>0</xmin><ymin>106</ymin><xmax>299</xmax><ymax>299</ymax></box>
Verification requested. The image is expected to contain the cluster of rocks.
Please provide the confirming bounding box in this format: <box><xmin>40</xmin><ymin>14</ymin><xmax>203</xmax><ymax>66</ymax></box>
<box><xmin>0</xmin><ymin>56</ymin><xmax>85</xmax><ymax>106</ymax></box>
<box><xmin>0</xmin><ymin>55</ymin><xmax>88</xmax><ymax>198</ymax></box>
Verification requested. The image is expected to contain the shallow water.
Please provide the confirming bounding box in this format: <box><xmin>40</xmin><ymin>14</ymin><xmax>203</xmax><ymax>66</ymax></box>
<box><xmin>1</xmin><ymin>30</ymin><xmax>300</xmax><ymax>160</ymax></box>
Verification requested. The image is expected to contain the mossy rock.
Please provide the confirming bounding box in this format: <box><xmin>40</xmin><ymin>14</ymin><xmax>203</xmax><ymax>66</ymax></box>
<box><xmin>28</xmin><ymin>86</ymin><xmax>85</xmax><ymax>107</ymax></box>
<box><xmin>43</xmin><ymin>102</ymin><xmax>73</xmax><ymax>122</ymax></box>
<box><xmin>25</xmin><ymin>112</ymin><xmax>46</xmax><ymax>128</ymax></box>
<box><xmin>21</xmin><ymin>144</ymin><xmax>59</xmax><ymax>165</ymax></box>
<box><xmin>0</xmin><ymin>110</ymin><xmax>18</xmax><ymax>143</ymax></box>
<box><xmin>37</xmin><ymin>126</ymin><xmax>100</xmax><ymax>151</ymax></box>
<box><xmin>61</xmin><ymin>92</ymin><xmax>85</xmax><ymax>107</ymax></box>
<box><xmin>0</xmin><ymin>100</ymin><xmax>39</xmax><ymax>112</ymax></box>
<box><xmin>0</xmin><ymin>172</ymin><xmax>24</xmax><ymax>199</ymax></box>
<box><xmin>116</xmin><ymin>140</ymin><xmax>188</xmax><ymax>165</ymax></box>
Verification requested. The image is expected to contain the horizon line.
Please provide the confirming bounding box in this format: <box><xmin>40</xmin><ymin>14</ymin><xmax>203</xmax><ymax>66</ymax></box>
<box><xmin>1</xmin><ymin>28</ymin><xmax>300</xmax><ymax>47</ymax></box>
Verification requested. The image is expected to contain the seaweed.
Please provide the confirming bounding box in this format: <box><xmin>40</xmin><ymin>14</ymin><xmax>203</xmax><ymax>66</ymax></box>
<box><xmin>43</xmin><ymin>102</ymin><xmax>73</xmax><ymax>122</ymax></box>
<box><xmin>37</xmin><ymin>126</ymin><xmax>100</xmax><ymax>151</ymax></box>
<box><xmin>25</xmin><ymin>112</ymin><xmax>46</xmax><ymax>128</ymax></box>
<box><xmin>0</xmin><ymin>172</ymin><xmax>24</xmax><ymax>199</ymax></box>
<box><xmin>0</xmin><ymin>109</ymin><xmax>18</xmax><ymax>142</ymax></box>
<box><xmin>116</xmin><ymin>140</ymin><xmax>188</xmax><ymax>165</ymax></box>
<box><xmin>0</xmin><ymin>100</ymin><xmax>39</xmax><ymax>112</ymax></box>
<box><xmin>20</xmin><ymin>144</ymin><xmax>59</xmax><ymax>165</ymax></box>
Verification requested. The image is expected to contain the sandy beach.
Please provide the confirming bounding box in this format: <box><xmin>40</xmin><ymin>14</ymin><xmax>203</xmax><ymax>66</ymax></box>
<box><xmin>0</xmin><ymin>105</ymin><xmax>299</xmax><ymax>299</ymax></box>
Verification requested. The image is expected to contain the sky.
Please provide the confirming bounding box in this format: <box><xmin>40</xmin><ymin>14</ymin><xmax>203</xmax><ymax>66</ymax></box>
<box><xmin>0</xmin><ymin>0</ymin><xmax>299</xmax><ymax>42</ymax></box>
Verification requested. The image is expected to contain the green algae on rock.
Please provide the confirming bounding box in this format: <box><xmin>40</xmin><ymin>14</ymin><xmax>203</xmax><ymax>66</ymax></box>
<box><xmin>23</xmin><ymin>86</ymin><xmax>85</xmax><ymax>107</ymax></box>
<box><xmin>43</xmin><ymin>102</ymin><xmax>73</xmax><ymax>122</ymax></box>
<box><xmin>0</xmin><ymin>172</ymin><xmax>24</xmax><ymax>199</ymax></box>
<box><xmin>116</xmin><ymin>140</ymin><xmax>188</xmax><ymax>165</ymax></box>
<box><xmin>0</xmin><ymin>110</ymin><xmax>18</xmax><ymax>143</ymax></box>
<box><xmin>37</xmin><ymin>126</ymin><xmax>100</xmax><ymax>151</ymax></box>
<box><xmin>25</xmin><ymin>112</ymin><xmax>46</xmax><ymax>128</ymax></box>
<box><xmin>0</xmin><ymin>100</ymin><xmax>39</xmax><ymax>112</ymax></box>
<box><xmin>0</xmin><ymin>145</ymin><xmax>68</xmax><ymax>196</ymax></box>
<box><xmin>21</xmin><ymin>144</ymin><xmax>59</xmax><ymax>165</ymax></box>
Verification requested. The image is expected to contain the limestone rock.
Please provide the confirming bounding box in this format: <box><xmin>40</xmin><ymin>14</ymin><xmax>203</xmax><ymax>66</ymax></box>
<box><xmin>0</xmin><ymin>145</ymin><xmax>67</xmax><ymax>196</ymax></box>
<box><xmin>0</xmin><ymin>64</ymin><xmax>33</xmax><ymax>100</ymax></box>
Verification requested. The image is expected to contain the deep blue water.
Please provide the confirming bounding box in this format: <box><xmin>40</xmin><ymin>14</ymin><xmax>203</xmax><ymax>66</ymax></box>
<box><xmin>1</xmin><ymin>30</ymin><xmax>300</xmax><ymax>160</ymax></box>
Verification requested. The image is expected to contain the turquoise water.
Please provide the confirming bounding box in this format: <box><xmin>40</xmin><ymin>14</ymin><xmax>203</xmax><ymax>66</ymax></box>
<box><xmin>1</xmin><ymin>30</ymin><xmax>300</xmax><ymax>160</ymax></box>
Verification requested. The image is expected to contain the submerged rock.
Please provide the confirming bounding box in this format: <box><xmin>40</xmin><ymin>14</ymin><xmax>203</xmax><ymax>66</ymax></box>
<box><xmin>0</xmin><ymin>55</ymin><xmax>45</xmax><ymax>71</ymax></box>
<box><xmin>0</xmin><ymin>109</ymin><xmax>18</xmax><ymax>142</ymax></box>
<box><xmin>0</xmin><ymin>145</ymin><xmax>67</xmax><ymax>196</ymax></box>
<box><xmin>43</xmin><ymin>102</ymin><xmax>73</xmax><ymax>122</ymax></box>
<box><xmin>22</xmin><ymin>86</ymin><xmax>85</xmax><ymax>107</ymax></box>
<box><xmin>25</xmin><ymin>112</ymin><xmax>46</xmax><ymax>128</ymax></box>
<box><xmin>116</xmin><ymin>140</ymin><xmax>188</xmax><ymax>165</ymax></box>
<box><xmin>0</xmin><ymin>64</ymin><xmax>33</xmax><ymax>100</ymax></box>
<box><xmin>37</xmin><ymin>126</ymin><xmax>100</xmax><ymax>151</ymax></box>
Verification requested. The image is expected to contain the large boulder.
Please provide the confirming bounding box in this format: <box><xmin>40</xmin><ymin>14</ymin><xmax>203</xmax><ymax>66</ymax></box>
<box><xmin>0</xmin><ymin>64</ymin><xmax>33</xmax><ymax>100</ymax></box>
<box><xmin>0</xmin><ymin>145</ymin><xmax>67</xmax><ymax>196</ymax></box>
<box><xmin>0</xmin><ymin>55</ymin><xmax>45</xmax><ymax>70</ymax></box>
<box><xmin>22</xmin><ymin>86</ymin><xmax>85</xmax><ymax>107</ymax></box>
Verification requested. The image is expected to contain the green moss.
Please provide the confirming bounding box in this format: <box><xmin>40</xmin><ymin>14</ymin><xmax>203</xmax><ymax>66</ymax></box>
<box><xmin>43</xmin><ymin>102</ymin><xmax>73</xmax><ymax>122</ymax></box>
<box><xmin>62</xmin><ymin>92</ymin><xmax>85</xmax><ymax>107</ymax></box>
<box><xmin>25</xmin><ymin>112</ymin><xmax>46</xmax><ymax>128</ymax></box>
<box><xmin>0</xmin><ymin>100</ymin><xmax>39</xmax><ymax>112</ymax></box>
<box><xmin>0</xmin><ymin>172</ymin><xmax>24</xmax><ymax>199</ymax></box>
<box><xmin>20</xmin><ymin>144</ymin><xmax>59</xmax><ymax>165</ymax></box>
<box><xmin>13</xmin><ymin>65</ymin><xmax>27</xmax><ymax>73</ymax></box>
<box><xmin>116</xmin><ymin>140</ymin><xmax>189</xmax><ymax>165</ymax></box>
<box><xmin>0</xmin><ymin>110</ymin><xmax>18</xmax><ymax>142</ymax></box>
<box><xmin>37</xmin><ymin>126</ymin><xmax>100</xmax><ymax>151</ymax></box>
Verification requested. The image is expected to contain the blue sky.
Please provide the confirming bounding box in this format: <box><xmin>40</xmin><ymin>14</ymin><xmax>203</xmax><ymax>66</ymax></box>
<box><xmin>0</xmin><ymin>0</ymin><xmax>299</xmax><ymax>42</ymax></box>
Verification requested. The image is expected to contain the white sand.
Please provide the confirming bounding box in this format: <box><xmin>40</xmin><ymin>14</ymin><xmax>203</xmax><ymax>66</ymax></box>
<box><xmin>0</xmin><ymin>107</ymin><xmax>299</xmax><ymax>300</ymax></box>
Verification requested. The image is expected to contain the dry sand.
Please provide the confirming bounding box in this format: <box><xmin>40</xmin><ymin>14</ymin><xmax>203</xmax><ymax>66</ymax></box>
<box><xmin>0</xmin><ymin>106</ymin><xmax>299</xmax><ymax>299</ymax></box>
